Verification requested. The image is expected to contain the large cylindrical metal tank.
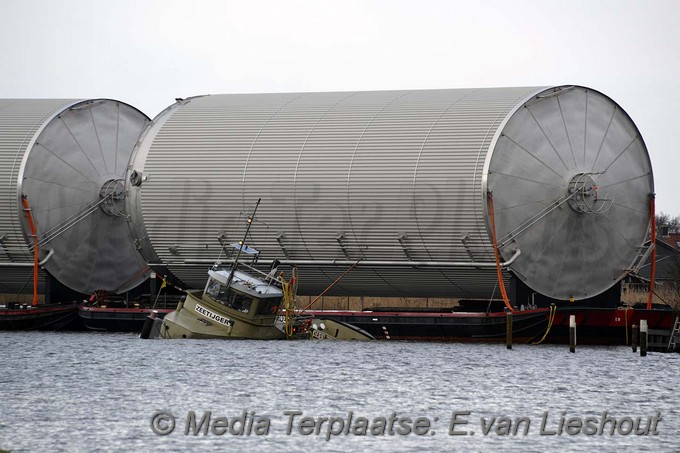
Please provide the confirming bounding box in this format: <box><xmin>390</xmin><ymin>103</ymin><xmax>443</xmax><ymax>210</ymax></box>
<box><xmin>0</xmin><ymin>99</ymin><xmax>151</xmax><ymax>295</ymax></box>
<box><xmin>126</xmin><ymin>86</ymin><xmax>653</xmax><ymax>300</ymax></box>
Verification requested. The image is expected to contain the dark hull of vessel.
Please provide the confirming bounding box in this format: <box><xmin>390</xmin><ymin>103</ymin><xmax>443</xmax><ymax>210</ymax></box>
<box><xmin>535</xmin><ymin>308</ymin><xmax>674</xmax><ymax>345</ymax></box>
<box><xmin>306</xmin><ymin>307</ymin><xmax>676</xmax><ymax>345</ymax></box>
<box><xmin>78</xmin><ymin>306</ymin><xmax>173</xmax><ymax>332</ymax></box>
<box><xmin>0</xmin><ymin>305</ymin><xmax>80</xmax><ymax>331</ymax></box>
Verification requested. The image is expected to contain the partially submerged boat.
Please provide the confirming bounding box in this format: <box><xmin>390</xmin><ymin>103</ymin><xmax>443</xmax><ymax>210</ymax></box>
<box><xmin>158</xmin><ymin>265</ymin><xmax>290</xmax><ymax>339</ymax></box>
<box><xmin>150</xmin><ymin>265</ymin><xmax>373</xmax><ymax>340</ymax></box>
<box><xmin>146</xmin><ymin>199</ymin><xmax>373</xmax><ymax>341</ymax></box>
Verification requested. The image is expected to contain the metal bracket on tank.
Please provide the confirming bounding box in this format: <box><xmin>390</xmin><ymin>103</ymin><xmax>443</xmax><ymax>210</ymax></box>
<box><xmin>336</xmin><ymin>233</ymin><xmax>351</xmax><ymax>259</ymax></box>
<box><xmin>99</xmin><ymin>179</ymin><xmax>126</xmax><ymax>216</ymax></box>
<box><xmin>499</xmin><ymin>171</ymin><xmax>613</xmax><ymax>248</ymax></box>
<box><xmin>397</xmin><ymin>233</ymin><xmax>413</xmax><ymax>260</ymax></box>
<box><xmin>69</xmin><ymin>100</ymin><xmax>106</xmax><ymax>111</ymax></box>
<box><xmin>0</xmin><ymin>234</ymin><xmax>14</xmax><ymax>262</ymax></box>
<box><xmin>628</xmin><ymin>243</ymin><xmax>655</xmax><ymax>274</ymax></box>
<box><xmin>129</xmin><ymin>170</ymin><xmax>148</xmax><ymax>187</ymax></box>
<box><xmin>276</xmin><ymin>232</ymin><xmax>291</xmax><ymax>259</ymax></box>
<box><xmin>31</xmin><ymin>180</ymin><xmax>128</xmax><ymax>249</ymax></box>
<box><xmin>177</xmin><ymin>249</ymin><xmax>522</xmax><ymax>269</ymax></box>
<box><xmin>524</xmin><ymin>86</ymin><xmax>576</xmax><ymax>107</ymax></box>
<box><xmin>536</xmin><ymin>86</ymin><xmax>575</xmax><ymax>99</ymax></box>
<box><xmin>0</xmin><ymin>249</ymin><xmax>54</xmax><ymax>267</ymax></box>
<box><xmin>566</xmin><ymin>172</ymin><xmax>614</xmax><ymax>214</ymax></box>
<box><xmin>460</xmin><ymin>234</ymin><xmax>476</xmax><ymax>261</ymax></box>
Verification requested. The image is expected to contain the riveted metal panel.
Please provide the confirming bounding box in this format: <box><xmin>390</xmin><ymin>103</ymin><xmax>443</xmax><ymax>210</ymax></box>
<box><xmin>127</xmin><ymin>88</ymin><xmax>542</xmax><ymax>298</ymax></box>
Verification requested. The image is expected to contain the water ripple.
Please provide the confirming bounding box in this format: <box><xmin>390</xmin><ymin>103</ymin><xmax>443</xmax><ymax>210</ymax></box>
<box><xmin>0</xmin><ymin>332</ymin><xmax>678</xmax><ymax>452</ymax></box>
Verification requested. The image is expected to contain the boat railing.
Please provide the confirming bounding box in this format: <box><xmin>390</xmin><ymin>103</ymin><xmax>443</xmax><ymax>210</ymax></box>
<box><xmin>227</xmin><ymin>261</ymin><xmax>283</xmax><ymax>287</ymax></box>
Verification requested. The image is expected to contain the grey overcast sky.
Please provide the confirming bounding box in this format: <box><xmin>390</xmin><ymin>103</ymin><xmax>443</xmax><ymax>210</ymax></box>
<box><xmin>1</xmin><ymin>0</ymin><xmax>678</xmax><ymax>215</ymax></box>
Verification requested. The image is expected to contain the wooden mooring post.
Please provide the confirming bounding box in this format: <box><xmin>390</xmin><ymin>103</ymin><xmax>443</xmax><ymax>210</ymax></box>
<box><xmin>506</xmin><ymin>310</ymin><xmax>512</xmax><ymax>350</ymax></box>
<box><xmin>569</xmin><ymin>315</ymin><xmax>576</xmax><ymax>353</ymax></box>
<box><xmin>631</xmin><ymin>324</ymin><xmax>638</xmax><ymax>353</ymax></box>
<box><xmin>640</xmin><ymin>320</ymin><xmax>648</xmax><ymax>357</ymax></box>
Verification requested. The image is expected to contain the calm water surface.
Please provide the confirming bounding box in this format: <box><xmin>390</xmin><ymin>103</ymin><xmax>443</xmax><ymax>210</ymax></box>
<box><xmin>1</xmin><ymin>332</ymin><xmax>679</xmax><ymax>452</ymax></box>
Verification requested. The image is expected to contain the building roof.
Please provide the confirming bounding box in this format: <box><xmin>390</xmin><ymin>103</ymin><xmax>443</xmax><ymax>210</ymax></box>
<box><xmin>663</xmin><ymin>233</ymin><xmax>680</xmax><ymax>250</ymax></box>
<box><xmin>636</xmin><ymin>238</ymin><xmax>680</xmax><ymax>281</ymax></box>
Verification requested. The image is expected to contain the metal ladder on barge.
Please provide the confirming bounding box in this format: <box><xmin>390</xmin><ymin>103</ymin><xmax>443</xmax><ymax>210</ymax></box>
<box><xmin>668</xmin><ymin>316</ymin><xmax>680</xmax><ymax>352</ymax></box>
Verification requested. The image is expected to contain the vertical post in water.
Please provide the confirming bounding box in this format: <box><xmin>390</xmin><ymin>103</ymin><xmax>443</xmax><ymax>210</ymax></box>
<box><xmin>149</xmin><ymin>272</ymin><xmax>156</xmax><ymax>305</ymax></box>
<box><xmin>506</xmin><ymin>309</ymin><xmax>512</xmax><ymax>350</ymax></box>
<box><xmin>569</xmin><ymin>315</ymin><xmax>576</xmax><ymax>353</ymax></box>
<box><xmin>139</xmin><ymin>310</ymin><xmax>158</xmax><ymax>340</ymax></box>
<box><xmin>631</xmin><ymin>324</ymin><xmax>638</xmax><ymax>353</ymax></box>
<box><xmin>640</xmin><ymin>320</ymin><xmax>648</xmax><ymax>357</ymax></box>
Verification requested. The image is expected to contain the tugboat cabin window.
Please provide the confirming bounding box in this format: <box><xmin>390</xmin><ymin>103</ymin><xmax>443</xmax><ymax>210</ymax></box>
<box><xmin>256</xmin><ymin>297</ymin><xmax>282</xmax><ymax>315</ymax></box>
<box><xmin>205</xmin><ymin>281</ymin><xmax>252</xmax><ymax>313</ymax></box>
<box><xmin>228</xmin><ymin>293</ymin><xmax>252</xmax><ymax>313</ymax></box>
<box><xmin>206</xmin><ymin>280</ymin><xmax>224</xmax><ymax>301</ymax></box>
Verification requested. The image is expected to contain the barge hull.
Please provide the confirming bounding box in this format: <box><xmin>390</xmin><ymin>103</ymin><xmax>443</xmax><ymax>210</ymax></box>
<box><xmin>78</xmin><ymin>306</ymin><xmax>173</xmax><ymax>332</ymax></box>
<box><xmin>306</xmin><ymin>307</ymin><xmax>675</xmax><ymax>345</ymax></box>
<box><xmin>0</xmin><ymin>305</ymin><xmax>79</xmax><ymax>331</ymax></box>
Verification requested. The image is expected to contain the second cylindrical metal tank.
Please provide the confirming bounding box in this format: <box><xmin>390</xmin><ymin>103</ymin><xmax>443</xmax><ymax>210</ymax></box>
<box><xmin>126</xmin><ymin>86</ymin><xmax>654</xmax><ymax>300</ymax></box>
<box><xmin>0</xmin><ymin>99</ymin><xmax>151</xmax><ymax>295</ymax></box>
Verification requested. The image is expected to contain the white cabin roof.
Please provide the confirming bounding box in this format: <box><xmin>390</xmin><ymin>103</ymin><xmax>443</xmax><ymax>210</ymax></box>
<box><xmin>209</xmin><ymin>268</ymin><xmax>282</xmax><ymax>297</ymax></box>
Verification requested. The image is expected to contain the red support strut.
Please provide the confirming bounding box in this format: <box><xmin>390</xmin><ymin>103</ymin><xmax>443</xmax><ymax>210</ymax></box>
<box><xmin>21</xmin><ymin>195</ymin><xmax>39</xmax><ymax>306</ymax></box>
<box><xmin>487</xmin><ymin>192</ymin><xmax>514</xmax><ymax>313</ymax></box>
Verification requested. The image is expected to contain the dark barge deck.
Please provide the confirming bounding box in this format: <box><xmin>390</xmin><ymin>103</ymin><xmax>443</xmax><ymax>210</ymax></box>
<box><xmin>78</xmin><ymin>306</ymin><xmax>174</xmax><ymax>332</ymax></box>
<box><xmin>305</xmin><ymin>306</ymin><xmax>676</xmax><ymax>345</ymax></box>
<box><xmin>0</xmin><ymin>304</ymin><xmax>80</xmax><ymax>331</ymax></box>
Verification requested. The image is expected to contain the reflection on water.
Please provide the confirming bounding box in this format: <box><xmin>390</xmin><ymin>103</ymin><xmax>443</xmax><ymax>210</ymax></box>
<box><xmin>1</xmin><ymin>332</ymin><xmax>679</xmax><ymax>452</ymax></box>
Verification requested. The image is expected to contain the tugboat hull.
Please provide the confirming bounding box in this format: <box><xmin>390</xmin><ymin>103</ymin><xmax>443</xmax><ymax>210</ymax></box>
<box><xmin>155</xmin><ymin>292</ymin><xmax>375</xmax><ymax>340</ymax></box>
<box><xmin>158</xmin><ymin>291</ymin><xmax>286</xmax><ymax>340</ymax></box>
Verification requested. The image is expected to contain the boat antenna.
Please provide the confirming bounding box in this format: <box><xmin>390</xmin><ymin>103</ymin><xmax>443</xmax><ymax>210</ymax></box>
<box><xmin>225</xmin><ymin>198</ymin><xmax>261</xmax><ymax>289</ymax></box>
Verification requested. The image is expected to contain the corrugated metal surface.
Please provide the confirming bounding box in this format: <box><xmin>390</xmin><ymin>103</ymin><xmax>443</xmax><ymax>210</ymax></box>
<box><xmin>0</xmin><ymin>99</ymin><xmax>77</xmax><ymax>293</ymax></box>
<box><xmin>127</xmin><ymin>87</ymin><xmax>653</xmax><ymax>299</ymax></box>
<box><xmin>128</xmin><ymin>88</ymin><xmax>543</xmax><ymax>297</ymax></box>
<box><xmin>3</xmin><ymin>88</ymin><xmax>651</xmax><ymax>300</ymax></box>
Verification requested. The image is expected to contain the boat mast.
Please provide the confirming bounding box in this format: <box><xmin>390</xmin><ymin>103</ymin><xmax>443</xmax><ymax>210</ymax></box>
<box><xmin>225</xmin><ymin>198</ymin><xmax>261</xmax><ymax>289</ymax></box>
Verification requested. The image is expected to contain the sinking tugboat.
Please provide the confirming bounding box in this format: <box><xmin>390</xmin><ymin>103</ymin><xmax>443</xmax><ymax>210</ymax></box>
<box><xmin>150</xmin><ymin>260</ymin><xmax>372</xmax><ymax>340</ymax></box>
<box><xmin>146</xmin><ymin>199</ymin><xmax>373</xmax><ymax>341</ymax></box>
<box><xmin>157</xmin><ymin>265</ymin><xmax>290</xmax><ymax>339</ymax></box>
